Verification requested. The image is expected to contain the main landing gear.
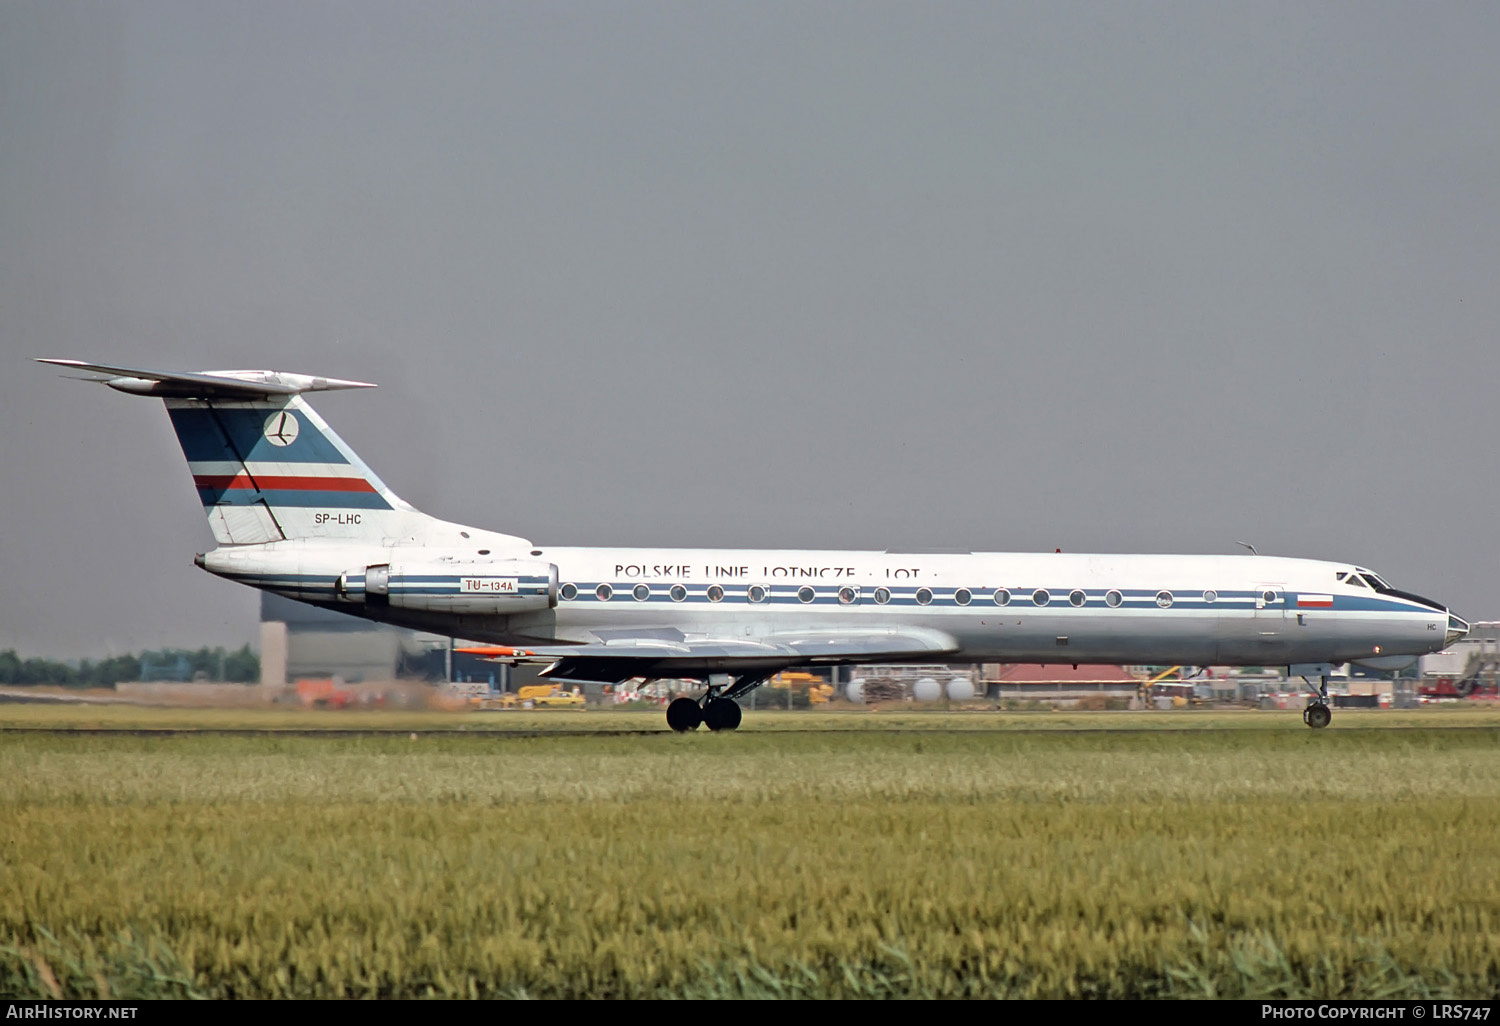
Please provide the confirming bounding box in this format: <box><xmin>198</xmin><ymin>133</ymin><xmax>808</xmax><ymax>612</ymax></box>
<box><xmin>1301</xmin><ymin>674</ymin><xmax>1332</xmax><ymax>730</ymax></box>
<box><xmin>665</xmin><ymin>672</ymin><xmax>773</xmax><ymax>732</ymax></box>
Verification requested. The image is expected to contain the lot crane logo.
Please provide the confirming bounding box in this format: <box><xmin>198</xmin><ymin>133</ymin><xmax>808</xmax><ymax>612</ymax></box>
<box><xmin>263</xmin><ymin>410</ymin><xmax>300</xmax><ymax>447</ymax></box>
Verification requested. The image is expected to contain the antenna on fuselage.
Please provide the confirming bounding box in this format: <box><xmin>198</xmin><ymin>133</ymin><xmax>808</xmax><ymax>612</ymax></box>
<box><xmin>1234</xmin><ymin>541</ymin><xmax>1259</xmax><ymax>555</ymax></box>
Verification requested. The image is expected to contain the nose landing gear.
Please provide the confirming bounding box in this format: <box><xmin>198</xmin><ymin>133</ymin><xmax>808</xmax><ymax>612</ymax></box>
<box><xmin>1303</xmin><ymin>701</ymin><xmax>1331</xmax><ymax>729</ymax></box>
<box><xmin>1301</xmin><ymin>674</ymin><xmax>1332</xmax><ymax>730</ymax></box>
<box><xmin>665</xmin><ymin>672</ymin><xmax>772</xmax><ymax>732</ymax></box>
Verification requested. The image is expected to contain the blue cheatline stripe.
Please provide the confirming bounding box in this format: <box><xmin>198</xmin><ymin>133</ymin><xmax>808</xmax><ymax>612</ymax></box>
<box><xmin>231</xmin><ymin>574</ymin><xmax>341</xmax><ymax>586</ymax></box>
<box><xmin>552</xmin><ymin>582</ymin><xmax>1425</xmax><ymax>613</ymax></box>
<box><xmin>168</xmin><ymin>407</ymin><xmax>350</xmax><ymax>465</ymax></box>
<box><xmin>223</xmin><ymin>574</ymin><xmax>339</xmax><ymax>597</ymax></box>
<box><xmin>199</xmin><ymin>488</ymin><xmax>393</xmax><ymax>510</ymax></box>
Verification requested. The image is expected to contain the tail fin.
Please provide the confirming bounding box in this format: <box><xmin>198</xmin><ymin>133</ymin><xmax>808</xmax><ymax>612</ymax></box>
<box><xmin>165</xmin><ymin>394</ymin><xmax>410</xmax><ymax>544</ymax></box>
<box><xmin>39</xmin><ymin>360</ymin><xmax>527</xmax><ymax>549</ymax></box>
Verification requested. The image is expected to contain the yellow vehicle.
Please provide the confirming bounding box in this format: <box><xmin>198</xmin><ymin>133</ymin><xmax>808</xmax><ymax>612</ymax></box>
<box><xmin>532</xmin><ymin>687</ymin><xmax>584</xmax><ymax>708</ymax></box>
<box><xmin>768</xmin><ymin>671</ymin><xmax>835</xmax><ymax>705</ymax></box>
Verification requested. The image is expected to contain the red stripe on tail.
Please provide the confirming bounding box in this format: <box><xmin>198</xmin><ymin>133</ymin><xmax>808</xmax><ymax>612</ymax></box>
<box><xmin>193</xmin><ymin>474</ymin><xmax>378</xmax><ymax>493</ymax></box>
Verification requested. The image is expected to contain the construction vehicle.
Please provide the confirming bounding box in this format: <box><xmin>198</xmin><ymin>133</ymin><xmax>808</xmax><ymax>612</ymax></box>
<box><xmin>768</xmin><ymin>670</ymin><xmax>834</xmax><ymax>705</ymax></box>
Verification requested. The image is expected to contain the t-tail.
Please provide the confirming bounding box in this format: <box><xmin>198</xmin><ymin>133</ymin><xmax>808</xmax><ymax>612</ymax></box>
<box><xmin>37</xmin><ymin>359</ymin><xmax>528</xmax><ymax>551</ymax></box>
<box><xmin>167</xmin><ymin>394</ymin><xmax>406</xmax><ymax>544</ymax></box>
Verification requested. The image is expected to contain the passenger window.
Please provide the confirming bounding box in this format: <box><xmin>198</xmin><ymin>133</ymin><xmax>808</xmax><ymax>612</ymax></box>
<box><xmin>669</xmin><ymin>585</ymin><xmax>687</xmax><ymax>602</ymax></box>
<box><xmin>915</xmin><ymin>588</ymin><xmax>933</xmax><ymax>605</ymax></box>
<box><xmin>560</xmin><ymin>583</ymin><xmax>578</xmax><ymax>601</ymax></box>
<box><xmin>706</xmin><ymin>585</ymin><xmax>724</xmax><ymax>603</ymax></box>
<box><xmin>1156</xmin><ymin>591</ymin><xmax>1173</xmax><ymax>608</ymax></box>
<box><xmin>993</xmin><ymin>589</ymin><xmax>1011</xmax><ymax>606</ymax></box>
<box><xmin>633</xmin><ymin>584</ymin><xmax>651</xmax><ymax>602</ymax></box>
<box><xmin>748</xmin><ymin>585</ymin><xmax>769</xmax><ymax>603</ymax></box>
<box><xmin>1033</xmin><ymin>590</ymin><xmax>1050</xmax><ymax>607</ymax></box>
<box><xmin>838</xmin><ymin>586</ymin><xmax>859</xmax><ymax>605</ymax></box>
<box><xmin>1105</xmin><ymin>590</ymin><xmax>1123</xmax><ymax>608</ymax></box>
<box><xmin>1069</xmin><ymin>590</ymin><xmax>1086</xmax><ymax>607</ymax></box>
<box><xmin>596</xmin><ymin>584</ymin><xmax>613</xmax><ymax>601</ymax></box>
<box><xmin>798</xmin><ymin>586</ymin><xmax>816</xmax><ymax>603</ymax></box>
<box><xmin>874</xmin><ymin>587</ymin><xmax>891</xmax><ymax>605</ymax></box>
<box><xmin>954</xmin><ymin>588</ymin><xmax>972</xmax><ymax>606</ymax></box>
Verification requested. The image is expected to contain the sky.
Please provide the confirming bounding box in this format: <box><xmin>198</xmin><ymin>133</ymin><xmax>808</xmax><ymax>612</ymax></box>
<box><xmin>2</xmin><ymin>2</ymin><xmax>1498</xmax><ymax>658</ymax></box>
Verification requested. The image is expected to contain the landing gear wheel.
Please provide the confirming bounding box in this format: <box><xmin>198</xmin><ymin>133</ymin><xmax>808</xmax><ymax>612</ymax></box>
<box><xmin>703</xmin><ymin>697</ymin><xmax>743</xmax><ymax>732</ymax></box>
<box><xmin>1303</xmin><ymin>702</ymin><xmax>1332</xmax><ymax>730</ymax></box>
<box><xmin>666</xmin><ymin>697</ymin><xmax>703</xmax><ymax>732</ymax></box>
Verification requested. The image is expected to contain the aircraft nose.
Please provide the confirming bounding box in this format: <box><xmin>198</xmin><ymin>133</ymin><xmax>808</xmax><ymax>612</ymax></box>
<box><xmin>1445</xmin><ymin>613</ymin><xmax>1471</xmax><ymax>647</ymax></box>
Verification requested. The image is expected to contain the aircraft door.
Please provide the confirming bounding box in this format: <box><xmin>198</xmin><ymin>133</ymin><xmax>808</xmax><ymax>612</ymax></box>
<box><xmin>1218</xmin><ymin>582</ymin><xmax>1289</xmax><ymax>663</ymax></box>
<box><xmin>1254</xmin><ymin>585</ymin><xmax>1287</xmax><ymax>639</ymax></box>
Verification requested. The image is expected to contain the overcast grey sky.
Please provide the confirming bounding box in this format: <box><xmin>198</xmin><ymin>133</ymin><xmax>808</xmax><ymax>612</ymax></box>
<box><xmin>2</xmin><ymin>2</ymin><xmax>1498</xmax><ymax>657</ymax></box>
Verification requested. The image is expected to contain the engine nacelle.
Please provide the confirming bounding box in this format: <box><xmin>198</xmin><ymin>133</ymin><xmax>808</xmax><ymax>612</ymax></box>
<box><xmin>337</xmin><ymin>559</ymin><xmax>558</xmax><ymax>614</ymax></box>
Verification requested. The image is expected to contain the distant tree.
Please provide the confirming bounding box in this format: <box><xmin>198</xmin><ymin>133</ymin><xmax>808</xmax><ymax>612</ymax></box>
<box><xmin>21</xmin><ymin>657</ymin><xmax>76</xmax><ymax>686</ymax></box>
<box><xmin>223</xmin><ymin>645</ymin><xmax>259</xmax><ymax>682</ymax></box>
<box><xmin>92</xmin><ymin>654</ymin><xmax>142</xmax><ymax>687</ymax></box>
<box><xmin>0</xmin><ymin>646</ymin><xmax>251</xmax><ymax>686</ymax></box>
<box><xmin>188</xmin><ymin>647</ymin><xmax>216</xmax><ymax>679</ymax></box>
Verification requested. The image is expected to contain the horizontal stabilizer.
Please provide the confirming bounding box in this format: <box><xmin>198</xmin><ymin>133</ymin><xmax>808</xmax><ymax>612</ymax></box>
<box><xmin>37</xmin><ymin>359</ymin><xmax>376</xmax><ymax>399</ymax></box>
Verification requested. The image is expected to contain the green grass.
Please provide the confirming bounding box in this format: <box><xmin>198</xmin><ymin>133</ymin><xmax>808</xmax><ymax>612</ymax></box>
<box><xmin>4</xmin><ymin>701</ymin><xmax>1500</xmax><ymax>733</ymax></box>
<box><xmin>2</xmin><ymin>719</ymin><xmax>1498</xmax><ymax>998</ymax></box>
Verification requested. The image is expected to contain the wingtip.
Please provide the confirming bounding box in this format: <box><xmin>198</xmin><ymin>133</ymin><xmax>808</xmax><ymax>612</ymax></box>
<box><xmin>36</xmin><ymin>359</ymin><xmax>111</xmax><ymax>382</ymax></box>
<box><xmin>313</xmin><ymin>376</ymin><xmax>379</xmax><ymax>391</ymax></box>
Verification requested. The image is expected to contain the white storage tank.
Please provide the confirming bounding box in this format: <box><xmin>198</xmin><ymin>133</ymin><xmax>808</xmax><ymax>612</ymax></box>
<box><xmin>946</xmin><ymin>677</ymin><xmax>975</xmax><ymax>702</ymax></box>
<box><xmin>912</xmin><ymin>677</ymin><xmax>942</xmax><ymax>702</ymax></box>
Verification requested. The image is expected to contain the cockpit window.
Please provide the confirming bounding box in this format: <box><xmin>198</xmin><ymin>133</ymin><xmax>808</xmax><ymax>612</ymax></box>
<box><xmin>1359</xmin><ymin>574</ymin><xmax>1384</xmax><ymax>590</ymax></box>
<box><xmin>1335</xmin><ymin>572</ymin><xmax>1347</xmax><ymax>582</ymax></box>
<box><xmin>1346</xmin><ymin>574</ymin><xmax>1366</xmax><ymax>588</ymax></box>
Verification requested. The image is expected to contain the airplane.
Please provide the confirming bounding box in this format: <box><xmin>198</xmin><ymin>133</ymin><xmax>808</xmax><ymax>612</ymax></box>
<box><xmin>39</xmin><ymin>359</ymin><xmax>1471</xmax><ymax>731</ymax></box>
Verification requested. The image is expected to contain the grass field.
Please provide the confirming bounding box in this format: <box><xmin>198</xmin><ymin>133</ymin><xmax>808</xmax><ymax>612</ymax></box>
<box><xmin>2</xmin><ymin>706</ymin><xmax>1498</xmax><ymax>998</ymax></box>
<box><xmin>5</xmin><ymin>701</ymin><xmax>1500</xmax><ymax>732</ymax></box>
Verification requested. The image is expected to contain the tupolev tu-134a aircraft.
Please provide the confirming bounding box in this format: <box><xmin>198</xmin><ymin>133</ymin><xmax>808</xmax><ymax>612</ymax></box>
<box><xmin>41</xmin><ymin>359</ymin><xmax>1471</xmax><ymax>731</ymax></box>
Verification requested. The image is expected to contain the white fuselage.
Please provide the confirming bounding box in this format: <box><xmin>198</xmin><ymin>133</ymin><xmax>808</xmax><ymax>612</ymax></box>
<box><xmin>202</xmin><ymin>542</ymin><xmax>1455</xmax><ymax>669</ymax></box>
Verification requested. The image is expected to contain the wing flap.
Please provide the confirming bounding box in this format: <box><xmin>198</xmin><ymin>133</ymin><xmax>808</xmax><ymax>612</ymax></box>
<box><xmin>504</xmin><ymin>627</ymin><xmax>960</xmax><ymax>682</ymax></box>
<box><xmin>761</xmin><ymin>626</ymin><xmax>959</xmax><ymax>661</ymax></box>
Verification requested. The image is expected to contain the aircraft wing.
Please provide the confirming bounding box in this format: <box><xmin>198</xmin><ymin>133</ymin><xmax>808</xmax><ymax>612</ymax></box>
<box><xmin>488</xmin><ymin>627</ymin><xmax>960</xmax><ymax>684</ymax></box>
